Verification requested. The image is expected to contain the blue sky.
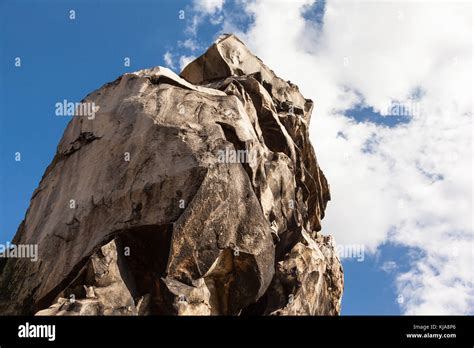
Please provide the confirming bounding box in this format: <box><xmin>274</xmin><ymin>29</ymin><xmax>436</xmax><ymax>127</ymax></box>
<box><xmin>1</xmin><ymin>0</ymin><xmax>471</xmax><ymax>315</ymax></box>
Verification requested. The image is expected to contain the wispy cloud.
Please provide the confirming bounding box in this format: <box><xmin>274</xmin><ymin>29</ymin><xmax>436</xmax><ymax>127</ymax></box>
<box><xmin>194</xmin><ymin>0</ymin><xmax>225</xmax><ymax>14</ymax></box>
<box><xmin>163</xmin><ymin>51</ymin><xmax>175</xmax><ymax>70</ymax></box>
<box><xmin>179</xmin><ymin>38</ymin><xmax>200</xmax><ymax>51</ymax></box>
<box><xmin>186</xmin><ymin>0</ymin><xmax>226</xmax><ymax>36</ymax></box>
<box><xmin>381</xmin><ymin>261</ymin><xmax>398</xmax><ymax>274</ymax></box>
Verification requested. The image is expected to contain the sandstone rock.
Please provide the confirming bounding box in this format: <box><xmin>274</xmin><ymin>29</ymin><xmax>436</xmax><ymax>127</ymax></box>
<box><xmin>0</xmin><ymin>34</ymin><xmax>343</xmax><ymax>315</ymax></box>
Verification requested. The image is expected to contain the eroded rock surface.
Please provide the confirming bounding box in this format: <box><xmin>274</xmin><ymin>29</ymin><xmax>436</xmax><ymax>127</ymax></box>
<box><xmin>0</xmin><ymin>34</ymin><xmax>343</xmax><ymax>315</ymax></box>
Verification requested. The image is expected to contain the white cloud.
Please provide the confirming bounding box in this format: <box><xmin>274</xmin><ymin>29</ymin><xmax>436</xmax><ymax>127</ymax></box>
<box><xmin>193</xmin><ymin>0</ymin><xmax>225</xmax><ymax>14</ymax></box>
<box><xmin>186</xmin><ymin>14</ymin><xmax>202</xmax><ymax>37</ymax></box>
<box><xmin>179</xmin><ymin>38</ymin><xmax>200</xmax><ymax>51</ymax></box>
<box><xmin>210</xmin><ymin>14</ymin><xmax>224</xmax><ymax>25</ymax></box>
<box><xmin>179</xmin><ymin>55</ymin><xmax>196</xmax><ymax>71</ymax></box>
<box><xmin>208</xmin><ymin>0</ymin><xmax>473</xmax><ymax>314</ymax></box>
<box><xmin>163</xmin><ymin>51</ymin><xmax>175</xmax><ymax>70</ymax></box>
<box><xmin>187</xmin><ymin>0</ymin><xmax>226</xmax><ymax>36</ymax></box>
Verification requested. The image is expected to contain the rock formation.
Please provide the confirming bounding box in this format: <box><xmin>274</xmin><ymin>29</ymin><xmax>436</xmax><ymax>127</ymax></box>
<box><xmin>0</xmin><ymin>34</ymin><xmax>343</xmax><ymax>315</ymax></box>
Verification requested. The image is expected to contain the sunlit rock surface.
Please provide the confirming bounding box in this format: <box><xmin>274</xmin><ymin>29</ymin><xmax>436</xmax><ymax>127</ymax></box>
<box><xmin>0</xmin><ymin>34</ymin><xmax>343</xmax><ymax>316</ymax></box>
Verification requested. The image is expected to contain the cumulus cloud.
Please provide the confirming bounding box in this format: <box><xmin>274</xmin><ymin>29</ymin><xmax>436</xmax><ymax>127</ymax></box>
<box><xmin>190</xmin><ymin>0</ymin><xmax>473</xmax><ymax>315</ymax></box>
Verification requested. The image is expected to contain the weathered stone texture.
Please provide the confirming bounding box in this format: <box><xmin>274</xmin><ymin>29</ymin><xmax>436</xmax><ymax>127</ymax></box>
<box><xmin>0</xmin><ymin>34</ymin><xmax>343</xmax><ymax>316</ymax></box>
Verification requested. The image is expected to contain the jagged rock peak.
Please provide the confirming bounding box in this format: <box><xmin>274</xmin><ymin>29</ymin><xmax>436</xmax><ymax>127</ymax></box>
<box><xmin>181</xmin><ymin>33</ymin><xmax>314</xmax><ymax>124</ymax></box>
<box><xmin>0</xmin><ymin>35</ymin><xmax>342</xmax><ymax>316</ymax></box>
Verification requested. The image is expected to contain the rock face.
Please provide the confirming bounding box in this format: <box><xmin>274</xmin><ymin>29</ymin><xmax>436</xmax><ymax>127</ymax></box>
<box><xmin>0</xmin><ymin>34</ymin><xmax>343</xmax><ymax>315</ymax></box>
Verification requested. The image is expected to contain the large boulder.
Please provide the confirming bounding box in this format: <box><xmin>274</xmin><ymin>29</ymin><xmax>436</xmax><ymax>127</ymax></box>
<box><xmin>0</xmin><ymin>34</ymin><xmax>342</xmax><ymax>315</ymax></box>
